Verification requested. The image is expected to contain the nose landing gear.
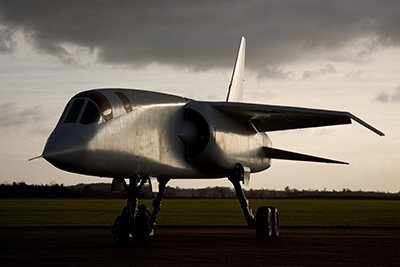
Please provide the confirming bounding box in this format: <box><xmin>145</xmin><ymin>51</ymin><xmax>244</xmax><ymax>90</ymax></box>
<box><xmin>111</xmin><ymin>177</ymin><xmax>169</xmax><ymax>246</ymax></box>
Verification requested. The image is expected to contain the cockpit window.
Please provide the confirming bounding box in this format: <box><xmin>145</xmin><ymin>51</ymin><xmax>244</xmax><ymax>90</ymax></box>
<box><xmin>76</xmin><ymin>91</ymin><xmax>113</xmax><ymax>121</ymax></box>
<box><xmin>57</xmin><ymin>100</ymin><xmax>72</xmax><ymax>125</ymax></box>
<box><xmin>115</xmin><ymin>92</ymin><xmax>132</xmax><ymax>113</ymax></box>
<box><xmin>58</xmin><ymin>90</ymin><xmax>113</xmax><ymax>125</ymax></box>
<box><xmin>64</xmin><ymin>99</ymin><xmax>85</xmax><ymax>123</ymax></box>
<box><xmin>80</xmin><ymin>100</ymin><xmax>101</xmax><ymax>124</ymax></box>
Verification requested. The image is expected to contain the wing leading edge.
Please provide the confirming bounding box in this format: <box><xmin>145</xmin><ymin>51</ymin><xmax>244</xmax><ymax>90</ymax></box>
<box><xmin>212</xmin><ymin>102</ymin><xmax>385</xmax><ymax>136</ymax></box>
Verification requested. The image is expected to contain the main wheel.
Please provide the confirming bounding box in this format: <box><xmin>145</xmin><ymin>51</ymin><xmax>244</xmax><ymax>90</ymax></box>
<box><xmin>112</xmin><ymin>215</ymin><xmax>130</xmax><ymax>246</ymax></box>
<box><xmin>255</xmin><ymin>206</ymin><xmax>272</xmax><ymax>239</ymax></box>
<box><xmin>134</xmin><ymin>204</ymin><xmax>151</xmax><ymax>246</ymax></box>
<box><xmin>269</xmin><ymin>206</ymin><xmax>280</xmax><ymax>238</ymax></box>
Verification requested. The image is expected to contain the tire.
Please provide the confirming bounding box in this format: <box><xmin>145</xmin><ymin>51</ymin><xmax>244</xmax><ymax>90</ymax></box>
<box><xmin>269</xmin><ymin>206</ymin><xmax>280</xmax><ymax>238</ymax></box>
<box><xmin>112</xmin><ymin>215</ymin><xmax>130</xmax><ymax>246</ymax></box>
<box><xmin>122</xmin><ymin>206</ymin><xmax>128</xmax><ymax>216</ymax></box>
<box><xmin>255</xmin><ymin>206</ymin><xmax>272</xmax><ymax>239</ymax></box>
<box><xmin>134</xmin><ymin>205</ymin><xmax>151</xmax><ymax>246</ymax></box>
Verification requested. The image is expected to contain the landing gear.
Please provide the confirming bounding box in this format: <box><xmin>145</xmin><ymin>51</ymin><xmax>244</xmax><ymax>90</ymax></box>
<box><xmin>111</xmin><ymin>177</ymin><xmax>169</xmax><ymax>246</ymax></box>
<box><xmin>255</xmin><ymin>206</ymin><xmax>279</xmax><ymax>239</ymax></box>
<box><xmin>113</xmin><ymin>214</ymin><xmax>129</xmax><ymax>246</ymax></box>
<box><xmin>134</xmin><ymin>204</ymin><xmax>151</xmax><ymax>246</ymax></box>
<box><xmin>255</xmin><ymin>206</ymin><xmax>272</xmax><ymax>239</ymax></box>
<box><xmin>229</xmin><ymin>163</ymin><xmax>279</xmax><ymax>239</ymax></box>
<box><xmin>269</xmin><ymin>206</ymin><xmax>280</xmax><ymax>238</ymax></box>
<box><xmin>229</xmin><ymin>164</ymin><xmax>256</xmax><ymax>228</ymax></box>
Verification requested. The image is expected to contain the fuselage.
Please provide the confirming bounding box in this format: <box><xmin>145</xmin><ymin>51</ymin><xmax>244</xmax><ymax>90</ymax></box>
<box><xmin>43</xmin><ymin>89</ymin><xmax>272</xmax><ymax>179</ymax></box>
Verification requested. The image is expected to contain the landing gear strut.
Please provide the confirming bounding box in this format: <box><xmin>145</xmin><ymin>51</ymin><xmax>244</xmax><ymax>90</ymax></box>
<box><xmin>111</xmin><ymin>176</ymin><xmax>169</xmax><ymax>246</ymax></box>
<box><xmin>229</xmin><ymin>163</ymin><xmax>279</xmax><ymax>239</ymax></box>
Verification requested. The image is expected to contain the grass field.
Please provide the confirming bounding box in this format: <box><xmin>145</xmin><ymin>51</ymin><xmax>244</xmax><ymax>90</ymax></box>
<box><xmin>0</xmin><ymin>199</ymin><xmax>399</xmax><ymax>227</ymax></box>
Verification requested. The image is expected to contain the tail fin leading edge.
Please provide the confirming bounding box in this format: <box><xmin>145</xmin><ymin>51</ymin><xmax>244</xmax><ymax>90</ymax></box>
<box><xmin>226</xmin><ymin>36</ymin><xmax>246</xmax><ymax>102</ymax></box>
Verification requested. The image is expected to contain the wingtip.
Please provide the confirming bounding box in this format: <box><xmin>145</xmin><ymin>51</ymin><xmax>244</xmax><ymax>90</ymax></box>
<box><xmin>348</xmin><ymin>113</ymin><xmax>385</xmax><ymax>137</ymax></box>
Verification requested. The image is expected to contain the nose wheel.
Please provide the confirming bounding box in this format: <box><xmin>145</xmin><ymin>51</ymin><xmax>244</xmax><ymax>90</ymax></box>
<box><xmin>111</xmin><ymin>177</ymin><xmax>169</xmax><ymax>246</ymax></box>
<box><xmin>112</xmin><ymin>214</ymin><xmax>129</xmax><ymax>246</ymax></box>
<box><xmin>134</xmin><ymin>204</ymin><xmax>151</xmax><ymax>246</ymax></box>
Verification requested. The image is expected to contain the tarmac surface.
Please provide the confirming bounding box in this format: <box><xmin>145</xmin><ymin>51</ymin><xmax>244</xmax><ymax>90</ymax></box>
<box><xmin>1</xmin><ymin>227</ymin><xmax>399</xmax><ymax>266</ymax></box>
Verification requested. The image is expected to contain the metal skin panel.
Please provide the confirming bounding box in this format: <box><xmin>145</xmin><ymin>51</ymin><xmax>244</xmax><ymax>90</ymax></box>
<box><xmin>43</xmin><ymin>89</ymin><xmax>272</xmax><ymax>180</ymax></box>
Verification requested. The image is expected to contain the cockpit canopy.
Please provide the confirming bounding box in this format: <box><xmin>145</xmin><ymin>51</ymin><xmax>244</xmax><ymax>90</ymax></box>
<box><xmin>58</xmin><ymin>91</ymin><xmax>113</xmax><ymax>125</ymax></box>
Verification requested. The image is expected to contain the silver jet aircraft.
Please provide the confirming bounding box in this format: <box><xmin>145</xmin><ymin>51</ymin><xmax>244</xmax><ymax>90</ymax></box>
<box><xmin>31</xmin><ymin>37</ymin><xmax>384</xmax><ymax>246</ymax></box>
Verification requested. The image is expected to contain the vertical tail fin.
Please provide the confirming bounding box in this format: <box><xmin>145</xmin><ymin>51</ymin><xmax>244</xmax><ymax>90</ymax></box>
<box><xmin>226</xmin><ymin>36</ymin><xmax>246</xmax><ymax>102</ymax></box>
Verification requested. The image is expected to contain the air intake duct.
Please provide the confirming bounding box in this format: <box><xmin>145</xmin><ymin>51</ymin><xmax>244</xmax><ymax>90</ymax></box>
<box><xmin>178</xmin><ymin>108</ymin><xmax>210</xmax><ymax>159</ymax></box>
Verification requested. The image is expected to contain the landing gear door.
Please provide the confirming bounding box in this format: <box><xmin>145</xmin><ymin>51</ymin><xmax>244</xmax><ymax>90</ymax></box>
<box><xmin>111</xmin><ymin>178</ymin><xmax>125</xmax><ymax>194</ymax></box>
<box><xmin>243</xmin><ymin>166</ymin><xmax>251</xmax><ymax>186</ymax></box>
<box><xmin>149</xmin><ymin>177</ymin><xmax>159</xmax><ymax>193</ymax></box>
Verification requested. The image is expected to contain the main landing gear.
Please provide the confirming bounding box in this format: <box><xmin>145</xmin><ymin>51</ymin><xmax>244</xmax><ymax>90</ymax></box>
<box><xmin>111</xmin><ymin>164</ymin><xmax>279</xmax><ymax>246</ymax></box>
<box><xmin>111</xmin><ymin>176</ymin><xmax>169</xmax><ymax>246</ymax></box>
<box><xmin>229</xmin><ymin>163</ymin><xmax>280</xmax><ymax>239</ymax></box>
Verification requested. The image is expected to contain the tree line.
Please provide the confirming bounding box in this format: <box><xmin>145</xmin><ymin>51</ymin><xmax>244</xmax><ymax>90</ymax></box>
<box><xmin>1</xmin><ymin>182</ymin><xmax>399</xmax><ymax>199</ymax></box>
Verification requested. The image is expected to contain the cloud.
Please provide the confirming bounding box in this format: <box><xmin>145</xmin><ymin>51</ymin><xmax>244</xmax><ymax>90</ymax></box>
<box><xmin>0</xmin><ymin>26</ymin><xmax>16</xmax><ymax>53</ymax></box>
<box><xmin>376</xmin><ymin>86</ymin><xmax>400</xmax><ymax>103</ymax></box>
<box><xmin>301</xmin><ymin>64</ymin><xmax>336</xmax><ymax>80</ymax></box>
<box><xmin>0</xmin><ymin>102</ymin><xmax>52</xmax><ymax>134</ymax></box>
<box><xmin>31</xmin><ymin>41</ymin><xmax>78</xmax><ymax>65</ymax></box>
<box><xmin>345</xmin><ymin>70</ymin><xmax>364</xmax><ymax>80</ymax></box>
<box><xmin>257</xmin><ymin>66</ymin><xmax>294</xmax><ymax>80</ymax></box>
<box><xmin>1</xmin><ymin>1</ymin><xmax>400</xmax><ymax>71</ymax></box>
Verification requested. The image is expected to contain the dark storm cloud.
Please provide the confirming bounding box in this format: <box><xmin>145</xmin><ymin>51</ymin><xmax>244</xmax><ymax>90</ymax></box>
<box><xmin>0</xmin><ymin>26</ymin><xmax>15</xmax><ymax>53</ymax></box>
<box><xmin>1</xmin><ymin>1</ymin><xmax>400</xmax><ymax>70</ymax></box>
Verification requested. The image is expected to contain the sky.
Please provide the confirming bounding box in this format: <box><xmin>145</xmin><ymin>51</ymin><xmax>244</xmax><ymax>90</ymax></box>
<box><xmin>0</xmin><ymin>1</ymin><xmax>399</xmax><ymax>192</ymax></box>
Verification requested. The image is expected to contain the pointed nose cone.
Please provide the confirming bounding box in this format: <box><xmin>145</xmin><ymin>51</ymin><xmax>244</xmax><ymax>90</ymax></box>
<box><xmin>178</xmin><ymin>120</ymin><xmax>200</xmax><ymax>146</ymax></box>
<box><xmin>43</xmin><ymin>129</ymin><xmax>85</xmax><ymax>172</ymax></box>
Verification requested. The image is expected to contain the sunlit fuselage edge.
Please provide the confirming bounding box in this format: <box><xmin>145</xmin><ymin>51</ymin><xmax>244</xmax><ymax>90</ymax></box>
<box><xmin>43</xmin><ymin>88</ymin><xmax>272</xmax><ymax>179</ymax></box>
